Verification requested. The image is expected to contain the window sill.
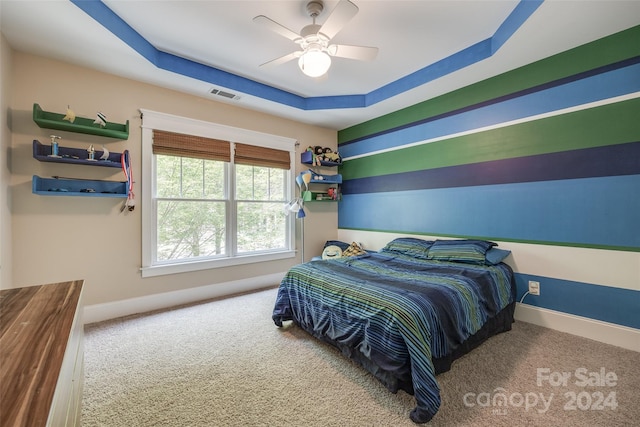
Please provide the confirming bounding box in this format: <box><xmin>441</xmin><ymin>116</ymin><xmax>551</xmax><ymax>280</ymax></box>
<box><xmin>141</xmin><ymin>250</ymin><xmax>297</xmax><ymax>278</ymax></box>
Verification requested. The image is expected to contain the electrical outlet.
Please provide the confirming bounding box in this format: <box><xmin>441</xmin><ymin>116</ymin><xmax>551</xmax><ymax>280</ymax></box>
<box><xmin>528</xmin><ymin>280</ymin><xmax>540</xmax><ymax>296</ymax></box>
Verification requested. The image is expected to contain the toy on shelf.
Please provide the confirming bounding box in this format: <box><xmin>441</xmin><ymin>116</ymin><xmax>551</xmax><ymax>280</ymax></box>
<box><xmin>87</xmin><ymin>144</ymin><xmax>96</xmax><ymax>161</ymax></box>
<box><xmin>48</xmin><ymin>135</ymin><xmax>61</xmax><ymax>158</ymax></box>
<box><xmin>318</xmin><ymin>147</ymin><xmax>341</xmax><ymax>163</ymax></box>
<box><xmin>303</xmin><ymin>146</ymin><xmax>342</xmax><ymax>166</ymax></box>
<box><xmin>62</xmin><ymin>106</ymin><xmax>75</xmax><ymax>123</ymax></box>
<box><xmin>94</xmin><ymin>111</ymin><xmax>107</xmax><ymax>127</ymax></box>
<box><xmin>99</xmin><ymin>146</ymin><xmax>110</xmax><ymax>161</ymax></box>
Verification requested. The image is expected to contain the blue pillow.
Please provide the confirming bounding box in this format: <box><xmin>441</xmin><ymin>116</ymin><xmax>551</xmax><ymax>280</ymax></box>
<box><xmin>485</xmin><ymin>248</ymin><xmax>511</xmax><ymax>265</ymax></box>
<box><xmin>380</xmin><ymin>237</ymin><xmax>434</xmax><ymax>259</ymax></box>
<box><xmin>427</xmin><ymin>239</ymin><xmax>496</xmax><ymax>264</ymax></box>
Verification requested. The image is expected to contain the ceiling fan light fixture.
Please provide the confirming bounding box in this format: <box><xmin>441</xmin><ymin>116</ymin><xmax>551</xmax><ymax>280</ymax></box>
<box><xmin>298</xmin><ymin>49</ymin><xmax>331</xmax><ymax>77</ymax></box>
<box><xmin>256</xmin><ymin>0</ymin><xmax>373</xmax><ymax>78</ymax></box>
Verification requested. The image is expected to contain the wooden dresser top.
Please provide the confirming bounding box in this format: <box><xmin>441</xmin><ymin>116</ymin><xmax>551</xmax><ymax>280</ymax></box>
<box><xmin>0</xmin><ymin>280</ymin><xmax>84</xmax><ymax>426</ymax></box>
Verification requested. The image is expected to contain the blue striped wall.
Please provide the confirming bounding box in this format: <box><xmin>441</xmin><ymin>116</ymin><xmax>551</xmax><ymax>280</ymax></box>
<box><xmin>514</xmin><ymin>274</ymin><xmax>639</xmax><ymax>329</ymax></box>
<box><xmin>337</xmin><ymin>26</ymin><xmax>640</xmax><ymax>330</ymax></box>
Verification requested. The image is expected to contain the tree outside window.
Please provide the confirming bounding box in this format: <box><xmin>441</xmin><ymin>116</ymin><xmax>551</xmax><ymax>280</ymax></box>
<box><xmin>155</xmin><ymin>156</ymin><xmax>288</xmax><ymax>263</ymax></box>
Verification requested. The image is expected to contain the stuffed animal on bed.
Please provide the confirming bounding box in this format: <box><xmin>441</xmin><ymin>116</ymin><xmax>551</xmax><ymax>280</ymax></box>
<box><xmin>342</xmin><ymin>242</ymin><xmax>367</xmax><ymax>257</ymax></box>
<box><xmin>322</xmin><ymin>245</ymin><xmax>343</xmax><ymax>259</ymax></box>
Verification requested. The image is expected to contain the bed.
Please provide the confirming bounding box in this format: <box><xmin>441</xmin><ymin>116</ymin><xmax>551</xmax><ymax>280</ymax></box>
<box><xmin>272</xmin><ymin>238</ymin><xmax>516</xmax><ymax>423</ymax></box>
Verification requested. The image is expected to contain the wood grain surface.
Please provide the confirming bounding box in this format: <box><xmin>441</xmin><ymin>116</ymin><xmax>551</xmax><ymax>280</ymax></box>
<box><xmin>0</xmin><ymin>280</ymin><xmax>84</xmax><ymax>426</ymax></box>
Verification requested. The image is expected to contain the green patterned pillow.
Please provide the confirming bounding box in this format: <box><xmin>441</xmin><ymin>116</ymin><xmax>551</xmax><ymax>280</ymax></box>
<box><xmin>427</xmin><ymin>239</ymin><xmax>496</xmax><ymax>264</ymax></box>
<box><xmin>380</xmin><ymin>237</ymin><xmax>434</xmax><ymax>259</ymax></box>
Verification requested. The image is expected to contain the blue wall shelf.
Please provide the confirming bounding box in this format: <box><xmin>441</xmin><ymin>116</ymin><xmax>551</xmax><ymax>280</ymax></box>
<box><xmin>301</xmin><ymin>150</ymin><xmax>341</xmax><ymax>167</ymax></box>
<box><xmin>33</xmin><ymin>140</ymin><xmax>122</xmax><ymax>167</ymax></box>
<box><xmin>302</xmin><ymin>191</ymin><xmax>341</xmax><ymax>202</ymax></box>
<box><xmin>32</xmin><ymin>175</ymin><xmax>127</xmax><ymax>198</ymax></box>
<box><xmin>309</xmin><ymin>173</ymin><xmax>342</xmax><ymax>185</ymax></box>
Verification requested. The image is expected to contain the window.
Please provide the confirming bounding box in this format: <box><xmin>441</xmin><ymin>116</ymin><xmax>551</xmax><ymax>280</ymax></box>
<box><xmin>155</xmin><ymin>155</ymin><xmax>227</xmax><ymax>262</ymax></box>
<box><xmin>234</xmin><ymin>163</ymin><xmax>288</xmax><ymax>254</ymax></box>
<box><xmin>140</xmin><ymin>110</ymin><xmax>297</xmax><ymax>277</ymax></box>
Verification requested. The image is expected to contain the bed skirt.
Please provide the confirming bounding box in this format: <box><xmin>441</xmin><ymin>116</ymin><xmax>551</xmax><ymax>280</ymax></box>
<box><xmin>293</xmin><ymin>300</ymin><xmax>516</xmax><ymax>408</ymax></box>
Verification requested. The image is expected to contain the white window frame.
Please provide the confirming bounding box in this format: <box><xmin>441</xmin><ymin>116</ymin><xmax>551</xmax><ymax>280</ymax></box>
<box><xmin>140</xmin><ymin>109</ymin><xmax>297</xmax><ymax>278</ymax></box>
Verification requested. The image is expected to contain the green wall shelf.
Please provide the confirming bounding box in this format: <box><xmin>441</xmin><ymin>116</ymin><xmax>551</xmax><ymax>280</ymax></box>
<box><xmin>302</xmin><ymin>191</ymin><xmax>341</xmax><ymax>202</ymax></box>
<box><xmin>33</xmin><ymin>103</ymin><xmax>129</xmax><ymax>140</ymax></box>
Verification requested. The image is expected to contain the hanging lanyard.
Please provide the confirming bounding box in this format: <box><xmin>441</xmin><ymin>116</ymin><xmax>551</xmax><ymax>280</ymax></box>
<box><xmin>121</xmin><ymin>150</ymin><xmax>134</xmax><ymax>205</ymax></box>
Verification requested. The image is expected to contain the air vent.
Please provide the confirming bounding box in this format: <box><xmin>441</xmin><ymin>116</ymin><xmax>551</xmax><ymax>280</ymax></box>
<box><xmin>210</xmin><ymin>88</ymin><xmax>241</xmax><ymax>101</ymax></box>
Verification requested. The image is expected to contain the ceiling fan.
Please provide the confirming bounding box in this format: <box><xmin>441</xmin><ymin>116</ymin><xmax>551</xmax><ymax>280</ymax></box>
<box><xmin>253</xmin><ymin>0</ymin><xmax>378</xmax><ymax>78</ymax></box>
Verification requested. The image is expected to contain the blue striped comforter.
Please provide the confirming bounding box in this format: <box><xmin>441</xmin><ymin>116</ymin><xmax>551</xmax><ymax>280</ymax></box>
<box><xmin>272</xmin><ymin>252</ymin><xmax>515</xmax><ymax>423</ymax></box>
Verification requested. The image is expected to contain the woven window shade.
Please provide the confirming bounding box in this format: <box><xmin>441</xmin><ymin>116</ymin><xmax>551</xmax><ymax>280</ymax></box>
<box><xmin>234</xmin><ymin>143</ymin><xmax>291</xmax><ymax>170</ymax></box>
<box><xmin>153</xmin><ymin>130</ymin><xmax>231</xmax><ymax>162</ymax></box>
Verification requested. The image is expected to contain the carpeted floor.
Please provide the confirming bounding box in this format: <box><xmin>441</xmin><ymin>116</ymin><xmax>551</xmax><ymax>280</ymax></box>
<box><xmin>82</xmin><ymin>287</ymin><xmax>639</xmax><ymax>426</ymax></box>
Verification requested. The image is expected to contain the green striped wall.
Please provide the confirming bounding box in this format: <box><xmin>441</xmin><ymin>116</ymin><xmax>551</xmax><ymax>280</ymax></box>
<box><xmin>339</xmin><ymin>25</ymin><xmax>640</xmax><ymax>144</ymax></box>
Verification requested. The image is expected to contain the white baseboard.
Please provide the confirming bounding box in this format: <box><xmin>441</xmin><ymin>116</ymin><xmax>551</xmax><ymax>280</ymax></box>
<box><xmin>85</xmin><ymin>282</ymin><xmax>639</xmax><ymax>352</ymax></box>
<box><xmin>515</xmin><ymin>303</ymin><xmax>639</xmax><ymax>352</ymax></box>
<box><xmin>84</xmin><ymin>272</ymin><xmax>285</xmax><ymax>325</ymax></box>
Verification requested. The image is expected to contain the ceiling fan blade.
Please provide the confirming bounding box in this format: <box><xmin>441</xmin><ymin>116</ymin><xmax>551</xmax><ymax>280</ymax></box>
<box><xmin>327</xmin><ymin>44</ymin><xmax>378</xmax><ymax>61</ymax></box>
<box><xmin>259</xmin><ymin>51</ymin><xmax>302</xmax><ymax>68</ymax></box>
<box><xmin>318</xmin><ymin>0</ymin><xmax>359</xmax><ymax>40</ymax></box>
<box><xmin>253</xmin><ymin>15</ymin><xmax>301</xmax><ymax>42</ymax></box>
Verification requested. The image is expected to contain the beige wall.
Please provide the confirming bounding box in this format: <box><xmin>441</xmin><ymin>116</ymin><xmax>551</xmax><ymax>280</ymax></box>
<box><xmin>8</xmin><ymin>52</ymin><xmax>337</xmax><ymax>306</ymax></box>
<box><xmin>0</xmin><ymin>34</ymin><xmax>13</xmax><ymax>289</ymax></box>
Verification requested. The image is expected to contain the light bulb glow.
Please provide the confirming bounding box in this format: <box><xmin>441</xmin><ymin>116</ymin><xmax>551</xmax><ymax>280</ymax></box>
<box><xmin>298</xmin><ymin>50</ymin><xmax>331</xmax><ymax>77</ymax></box>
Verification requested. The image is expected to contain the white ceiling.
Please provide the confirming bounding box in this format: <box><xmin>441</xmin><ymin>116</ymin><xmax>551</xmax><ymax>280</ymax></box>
<box><xmin>1</xmin><ymin>0</ymin><xmax>639</xmax><ymax>130</ymax></box>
